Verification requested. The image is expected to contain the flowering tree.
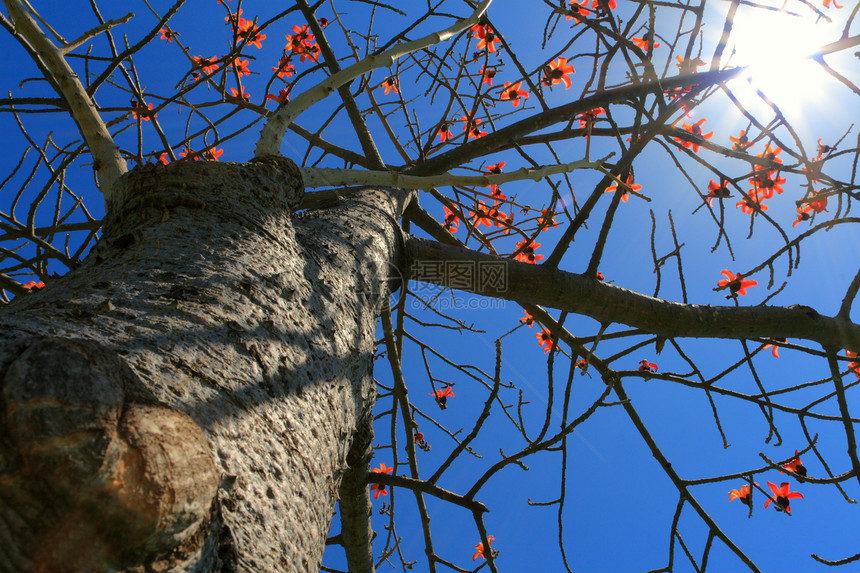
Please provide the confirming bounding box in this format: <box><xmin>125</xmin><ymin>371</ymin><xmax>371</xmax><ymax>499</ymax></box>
<box><xmin>0</xmin><ymin>0</ymin><xmax>859</xmax><ymax>571</ymax></box>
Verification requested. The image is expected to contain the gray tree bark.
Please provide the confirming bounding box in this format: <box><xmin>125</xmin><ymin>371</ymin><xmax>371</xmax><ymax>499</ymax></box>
<box><xmin>0</xmin><ymin>157</ymin><xmax>410</xmax><ymax>572</ymax></box>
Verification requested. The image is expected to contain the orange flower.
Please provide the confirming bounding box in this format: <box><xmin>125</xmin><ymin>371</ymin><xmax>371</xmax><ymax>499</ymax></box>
<box><xmin>728</xmin><ymin>484</ymin><xmax>756</xmax><ymax>506</ymax></box>
<box><xmin>762</xmin><ymin>338</ymin><xmax>785</xmax><ymax>358</ymax></box>
<box><xmin>823</xmin><ymin>0</ymin><xmax>843</xmax><ymax>9</ymax></box>
<box><xmin>590</xmin><ymin>0</ymin><xmax>617</xmax><ymax>10</ymax></box>
<box><xmin>520</xmin><ymin>311</ymin><xmax>536</xmax><ymax>327</ymax></box>
<box><xmin>229</xmin><ymin>87</ymin><xmax>250</xmax><ymax>101</ymax></box>
<box><xmin>382</xmin><ymin>77</ymin><xmax>399</xmax><ymax>95</ymax></box>
<box><xmin>159</xmin><ymin>28</ymin><xmax>175</xmax><ymax>42</ymax></box>
<box><xmin>470</xmin><ymin>24</ymin><xmax>501</xmax><ymax>52</ymax></box>
<box><xmin>717</xmin><ymin>270</ymin><xmax>757</xmax><ymax>296</ymax></box>
<box><xmin>369</xmin><ymin>463</ymin><xmax>394</xmax><ymax>499</ymax></box>
<box><xmin>131</xmin><ymin>100</ymin><xmax>155</xmax><ymax>121</ymax></box>
<box><xmin>764</xmin><ymin>481</ymin><xmax>803</xmax><ymax>514</ymax></box>
<box><xmin>437</xmin><ymin>123</ymin><xmax>454</xmax><ymax>142</ymax></box>
<box><xmin>565</xmin><ymin>1</ymin><xmax>592</xmax><ymax>22</ymax></box>
<box><xmin>442</xmin><ymin>206</ymin><xmax>460</xmax><ymax>232</ymax></box>
<box><xmin>846</xmin><ymin>350</ymin><xmax>860</xmax><ymax>378</ymax></box>
<box><xmin>500</xmin><ymin>81</ymin><xmax>529</xmax><ymax>107</ymax></box>
<box><xmin>430</xmin><ymin>387</ymin><xmax>455</xmax><ymax>408</ymax></box>
<box><xmin>202</xmin><ymin>147</ymin><xmax>224</xmax><ymax>161</ymax></box>
<box><xmin>675</xmin><ymin>56</ymin><xmax>705</xmax><ymax>74</ymax></box>
<box><xmin>736</xmin><ymin>191</ymin><xmax>767</xmax><ymax>214</ymax></box>
<box><xmin>605</xmin><ymin>174</ymin><xmax>641</xmax><ymax>203</ymax></box>
<box><xmin>462</xmin><ymin>115</ymin><xmax>487</xmax><ymax>139</ymax></box>
<box><xmin>273</xmin><ymin>56</ymin><xmax>296</xmax><ymax>79</ymax></box>
<box><xmin>231</xmin><ymin>58</ymin><xmax>251</xmax><ymax>77</ymax></box>
<box><xmin>515</xmin><ymin>239</ymin><xmax>543</xmax><ymax>264</ymax></box>
<box><xmin>730</xmin><ymin>130</ymin><xmax>753</xmax><ymax>151</ymax></box>
<box><xmin>780</xmin><ymin>450</ymin><xmax>807</xmax><ymax>477</ymax></box>
<box><xmin>543</xmin><ymin>58</ymin><xmax>575</xmax><ymax>89</ymax></box>
<box><xmin>577</xmin><ymin>107</ymin><xmax>605</xmax><ymax>128</ymax></box>
<box><xmin>193</xmin><ymin>55</ymin><xmax>219</xmax><ymax>78</ymax></box>
<box><xmin>479</xmin><ymin>66</ymin><xmax>497</xmax><ymax>87</ymax></box>
<box><xmin>266</xmin><ymin>88</ymin><xmax>291</xmax><ymax>105</ymax></box>
<box><xmin>705</xmin><ymin>179</ymin><xmax>731</xmax><ymax>205</ymax></box>
<box><xmin>538</xmin><ymin>208</ymin><xmax>558</xmax><ymax>231</ymax></box>
<box><xmin>632</xmin><ymin>35</ymin><xmax>660</xmax><ymax>50</ymax></box>
<box><xmin>473</xmin><ymin>535</ymin><xmax>495</xmax><ymax>561</ymax></box>
<box><xmin>675</xmin><ymin>118</ymin><xmax>713</xmax><ymax>153</ymax></box>
<box><xmin>536</xmin><ymin>328</ymin><xmax>554</xmax><ymax>353</ymax></box>
<box><xmin>471</xmin><ymin>201</ymin><xmax>494</xmax><ymax>227</ymax></box>
<box><xmin>638</xmin><ymin>359</ymin><xmax>657</xmax><ymax>372</ymax></box>
<box><xmin>23</xmin><ymin>281</ymin><xmax>45</xmax><ymax>289</ymax></box>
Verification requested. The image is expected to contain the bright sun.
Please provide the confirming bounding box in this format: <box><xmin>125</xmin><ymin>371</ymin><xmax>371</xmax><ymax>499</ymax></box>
<box><xmin>726</xmin><ymin>7</ymin><xmax>839</xmax><ymax>115</ymax></box>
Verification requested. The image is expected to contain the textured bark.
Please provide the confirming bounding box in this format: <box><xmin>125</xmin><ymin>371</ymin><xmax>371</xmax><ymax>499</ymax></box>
<box><xmin>0</xmin><ymin>157</ymin><xmax>410</xmax><ymax>572</ymax></box>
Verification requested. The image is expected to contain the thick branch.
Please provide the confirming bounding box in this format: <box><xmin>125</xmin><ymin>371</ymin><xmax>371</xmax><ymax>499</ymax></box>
<box><xmin>405</xmin><ymin>236</ymin><xmax>860</xmax><ymax>350</ymax></box>
<box><xmin>2</xmin><ymin>0</ymin><xmax>126</xmax><ymax>194</ymax></box>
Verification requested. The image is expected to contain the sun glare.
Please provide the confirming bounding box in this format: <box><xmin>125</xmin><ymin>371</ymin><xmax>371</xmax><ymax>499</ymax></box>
<box><xmin>727</xmin><ymin>8</ymin><xmax>837</xmax><ymax>114</ymax></box>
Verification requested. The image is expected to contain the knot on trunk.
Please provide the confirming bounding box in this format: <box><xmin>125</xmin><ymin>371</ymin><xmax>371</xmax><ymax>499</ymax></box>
<box><xmin>0</xmin><ymin>338</ymin><xmax>219</xmax><ymax>571</ymax></box>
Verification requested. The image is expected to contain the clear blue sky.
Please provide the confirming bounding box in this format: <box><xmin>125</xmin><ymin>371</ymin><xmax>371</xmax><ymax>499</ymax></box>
<box><xmin>2</xmin><ymin>1</ymin><xmax>859</xmax><ymax>571</ymax></box>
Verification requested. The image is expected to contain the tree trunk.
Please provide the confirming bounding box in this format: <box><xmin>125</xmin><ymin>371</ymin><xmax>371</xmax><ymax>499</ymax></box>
<box><xmin>0</xmin><ymin>157</ymin><xmax>410</xmax><ymax>572</ymax></box>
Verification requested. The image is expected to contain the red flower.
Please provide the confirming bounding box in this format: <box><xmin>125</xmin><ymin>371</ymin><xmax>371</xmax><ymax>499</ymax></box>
<box><xmin>543</xmin><ymin>58</ymin><xmax>575</xmax><ymax>89</ymax></box>
<box><xmin>231</xmin><ymin>58</ymin><xmax>251</xmax><ymax>77</ymax></box>
<box><xmin>632</xmin><ymin>35</ymin><xmax>660</xmax><ymax>50</ymax></box>
<box><xmin>158</xmin><ymin>152</ymin><xmax>169</xmax><ymax>165</ymax></box>
<box><xmin>229</xmin><ymin>87</ymin><xmax>250</xmax><ymax>101</ymax></box>
<box><xmin>471</xmin><ymin>201</ymin><xmax>494</xmax><ymax>227</ymax></box>
<box><xmin>266</xmin><ymin>88</ymin><xmax>291</xmax><ymax>105</ymax></box>
<box><xmin>757</xmin><ymin>144</ymin><xmax>783</xmax><ymax>166</ymax></box>
<box><xmin>442</xmin><ymin>206</ymin><xmax>460</xmax><ymax>232</ymax></box>
<box><xmin>471</xmin><ymin>24</ymin><xmax>501</xmax><ymax>53</ymax></box>
<box><xmin>736</xmin><ymin>192</ymin><xmax>768</xmax><ymax>214</ymax></box>
<box><xmin>437</xmin><ymin>123</ymin><xmax>454</xmax><ymax>143</ymax></box>
<box><xmin>520</xmin><ymin>311</ymin><xmax>536</xmax><ymax>327</ymax></box>
<box><xmin>369</xmin><ymin>463</ymin><xmax>394</xmax><ymax>499</ymax></box>
<box><xmin>285</xmin><ymin>25</ymin><xmax>320</xmax><ymax>62</ymax></box>
<box><xmin>762</xmin><ymin>338</ymin><xmax>785</xmax><ymax>358</ymax></box>
<box><xmin>273</xmin><ymin>56</ymin><xmax>296</xmax><ymax>79</ymax></box>
<box><xmin>728</xmin><ymin>484</ymin><xmax>756</xmax><ymax>506</ymax></box>
<box><xmin>500</xmin><ymin>81</ymin><xmax>529</xmax><ymax>107</ymax></box>
<box><xmin>675</xmin><ymin>56</ymin><xmax>705</xmax><ymax>74</ymax></box>
<box><xmin>749</xmin><ymin>171</ymin><xmax>785</xmax><ymax>199</ymax></box>
<box><xmin>382</xmin><ymin>77</ymin><xmax>399</xmax><ymax>95</ymax></box>
<box><xmin>159</xmin><ymin>28</ymin><xmax>175</xmax><ymax>42</ymax></box>
<box><xmin>781</xmin><ymin>450</ymin><xmax>807</xmax><ymax>477</ymax></box>
<box><xmin>596</xmin><ymin>271</ymin><xmax>604</xmax><ymax>280</ymax></box>
<box><xmin>480</xmin><ymin>66</ymin><xmax>497</xmax><ymax>86</ymax></box>
<box><xmin>577</xmin><ymin>107</ymin><xmax>605</xmax><ymax>129</ymax></box>
<box><xmin>823</xmin><ymin>0</ymin><xmax>843</xmax><ymax>9</ymax></box>
<box><xmin>565</xmin><ymin>1</ymin><xmax>592</xmax><ymax>21</ymax></box>
<box><xmin>23</xmin><ymin>281</ymin><xmax>45</xmax><ymax>289</ymax></box>
<box><xmin>536</xmin><ymin>328</ymin><xmax>554</xmax><ymax>353</ymax></box>
<box><xmin>793</xmin><ymin>204</ymin><xmax>813</xmax><ymax>228</ymax></box>
<box><xmin>717</xmin><ymin>270</ymin><xmax>757</xmax><ymax>296</ymax></box>
<box><xmin>846</xmin><ymin>350</ymin><xmax>860</xmax><ymax>378</ymax></box>
<box><xmin>131</xmin><ymin>100</ymin><xmax>155</xmax><ymax>121</ymax></box>
<box><xmin>576</xmin><ymin>358</ymin><xmax>588</xmax><ymax>370</ymax></box>
<box><xmin>590</xmin><ymin>0</ymin><xmax>617</xmax><ymax>10</ymax></box>
<box><xmin>730</xmin><ymin>130</ymin><xmax>753</xmax><ymax>151</ymax></box>
<box><xmin>816</xmin><ymin>138</ymin><xmax>833</xmax><ymax>160</ymax></box>
<box><xmin>473</xmin><ymin>535</ymin><xmax>495</xmax><ymax>561</ymax></box>
<box><xmin>462</xmin><ymin>115</ymin><xmax>487</xmax><ymax>139</ymax></box>
<box><xmin>638</xmin><ymin>359</ymin><xmax>657</xmax><ymax>372</ymax></box>
<box><xmin>485</xmin><ymin>161</ymin><xmax>505</xmax><ymax>195</ymax></box>
<box><xmin>538</xmin><ymin>208</ymin><xmax>558</xmax><ymax>231</ymax></box>
<box><xmin>705</xmin><ymin>179</ymin><xmax>731</xmax><ymax>205</ymax></box>
<box><xmin>317</xmin><ymin>17</ymin><xmax>330</xmax><ymax>27</ymax></box>
<box><xmin>605</xmin><ymin>174</ymin><xmax>641</xmax><ymax>203</ymax></box>
<box><xmin>675</xmin><ymin>118</ymin><xmax>713</xmax><ymax>153</ymax></box>
<box><xmin>515</xmin><ymin>239</ymin><xmax>543</xmax><ymax>264</ymax></box>
<box><xmin>764</xmin><ymin>481</ymin><xmax>803</xmax><ymax>514</ymax></box>
<box><xmin>430</xmin><ymin>387</ymin><xmax>455</xmax><ymax>408</ymax></box>
<box><xmin>193</xmin><ymin>55</ymin><xmax>220</xmax><ymax>77</ymax></box>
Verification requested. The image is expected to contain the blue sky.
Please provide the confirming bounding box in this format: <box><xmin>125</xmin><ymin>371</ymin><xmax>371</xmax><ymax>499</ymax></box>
<box><xmin>2</xmin><ymin>1</ymin><xmax>860</xmax><ymax>571</ymax></box>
